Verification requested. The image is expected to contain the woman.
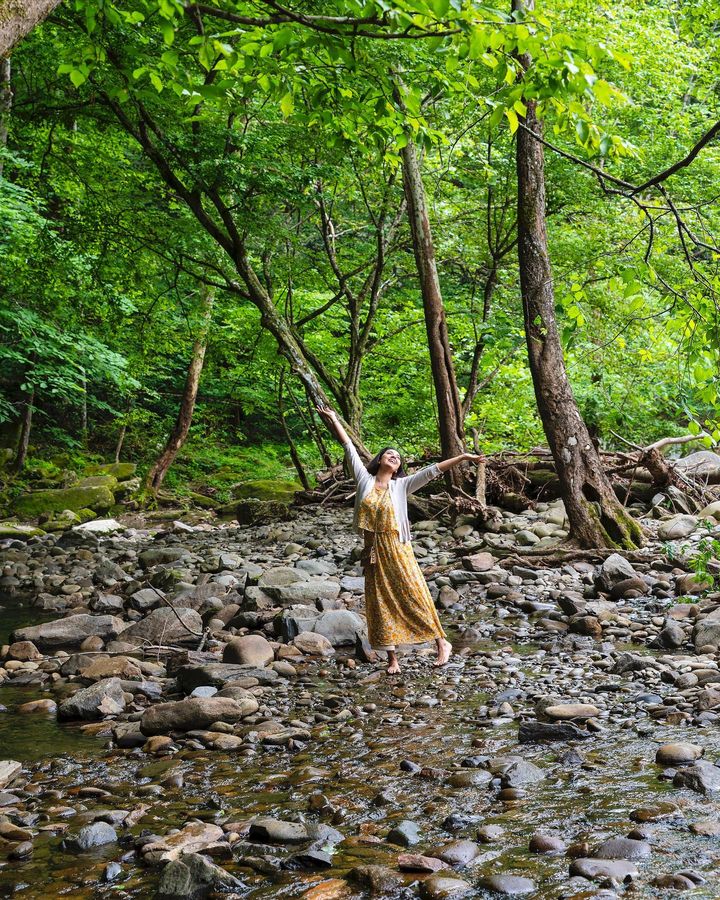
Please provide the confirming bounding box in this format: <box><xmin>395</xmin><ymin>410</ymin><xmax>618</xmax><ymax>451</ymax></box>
<box><xmin>316</xmin><ymin>405</ymin><xmax>484</xmax><ymax>674</ymax></box>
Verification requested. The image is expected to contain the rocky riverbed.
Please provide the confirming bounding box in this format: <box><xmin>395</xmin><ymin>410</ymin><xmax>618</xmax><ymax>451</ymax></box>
<box><xmin>3</xmin><ymin>500</ymin><xmax>720</xmax><ymax>898</ymax></box>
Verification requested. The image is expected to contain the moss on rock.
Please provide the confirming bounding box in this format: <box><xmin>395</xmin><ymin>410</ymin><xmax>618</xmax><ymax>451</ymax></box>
<box><xmin>12</xmin><ymin>484</ymin><xmax>114</xmax><ymax>520</ymax></box>
<box><xmin>85</xmin><ymin>462</ymin><xmax>137</xmax><ymax>481</ymax></box>
<box><xmin>231</xmin><ymin>478</ymin><xmax>302</xmax><ymax>502</ymax></box>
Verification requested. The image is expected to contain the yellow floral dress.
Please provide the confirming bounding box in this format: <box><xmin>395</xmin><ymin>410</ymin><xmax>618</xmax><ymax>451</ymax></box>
<box><xmin>358</xmin><ymin>485</ymin><xmax>446</xmax><ymax>651</ymax></box>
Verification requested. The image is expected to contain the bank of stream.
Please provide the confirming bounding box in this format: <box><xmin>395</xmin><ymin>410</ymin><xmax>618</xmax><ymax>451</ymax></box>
<box><xmin>2</xmin><ymin>504</ymin><xmax>720</xmax><ymax>898</ymax></box>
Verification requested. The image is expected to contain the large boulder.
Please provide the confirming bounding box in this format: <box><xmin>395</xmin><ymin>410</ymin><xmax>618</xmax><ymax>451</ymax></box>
<box><xmin>312</xmin><ymin>610</ymin><xmax>367</xmax><ymax>646</ymax></box>
<box><xmin>176</xmin><ymin>663</ymin><xmax>279</xmax><ymax>694</ymax></box>
<box><xmin>120</xmin><ymin>608</ymin><xmax>203</xmax><ymax>648</ymax></box>
<box><xmin>11</xmin><ymin>615</ymin><xmax>126</xmax><ymax>650</ymax></box>
<box><xmin>596</xmin><ymin>554</ymin><xmax>638</xmax><ymax>593</ymax></box>
<box><xmin>675</xmin><ymin>451</ymin><xmax>720</xmax><ymax>483</ymax></box>
<box><xmin>85</xmin><ymin>461</ymin><xmax>137</xmax><ymax>480</ymax></box>
<box><xmin>58</xmin><ymin>677</ymin><xmax>126</xmax><ymax>721</ymax></box>
<box><xmin>263</xmin><ymin>578</ymin><xmax>341</xmax><ymax>606</ymax></box>
<box><xmin>156</xmin><ymin>852</ymin><xmax>242</xmax><ymax>899</ymax></box>
<box><xmin>658</xmin><ymin>514</ymin><xmax>698</xmax><ymax>541</ymax></box>
<box><xmin>217</xmin><ymin>499</ymin><xmax>291</xmax><ymax>524</ymax></box>
<box><xmin>693</xmin><ymin>608</ymin><xmax>720</xmax><ymax>652</ymax></box>
<box><xmin>140</xmin><ymin>696</ymin><xmax>257</xmax><ymax>735</ymax></box>
<box><xmin>12</xmin><ymin>484</ymin><xmax>115</xmax><ymax>520</ymax></box>
<box><xmin>223</xmin><ymin>635</ymin><xmax>274</xmax><ymax>667</ymax></box>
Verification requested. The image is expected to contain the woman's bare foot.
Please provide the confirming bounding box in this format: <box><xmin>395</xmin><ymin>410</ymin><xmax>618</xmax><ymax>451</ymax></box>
<box><xmin>386</xmin><ymin>651</ymin><xmax>400</xmax><ymax>675</ymax></box>
<box><xmin>433</xmin><ymin>638</ymin><xmax>452</xmax><ymax>667</ymax></box>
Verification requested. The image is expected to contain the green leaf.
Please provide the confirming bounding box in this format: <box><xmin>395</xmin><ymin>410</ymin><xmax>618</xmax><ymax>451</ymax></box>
<box><xmin>505</xmin><ymin>108</ymin><xmax>519</xmax><ymax>134</ymax></box>
<box><xmin>280</xmin><ymin>92</ymin><xmax>294</xmax><ymax>117</ymax></box>
<box><xmin>69</xmin><ymin>69</ymin><xmax>86</xmax><ymax>88</ymax></box>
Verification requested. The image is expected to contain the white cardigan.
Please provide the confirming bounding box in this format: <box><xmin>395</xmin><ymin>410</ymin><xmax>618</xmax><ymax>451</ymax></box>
<box><xmin>342</xmin><ymin>440</ymin><xmax>442</xmax><ymax>543</ymax></box>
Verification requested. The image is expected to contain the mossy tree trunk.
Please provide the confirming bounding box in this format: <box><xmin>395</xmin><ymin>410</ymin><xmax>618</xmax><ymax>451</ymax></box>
<box><xmin>513</xmin><ymin>0</ymin><xmax>644</xmax><ymax>549</ymax></box>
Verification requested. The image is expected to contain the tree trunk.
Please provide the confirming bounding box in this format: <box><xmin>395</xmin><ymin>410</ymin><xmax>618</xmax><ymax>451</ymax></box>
<box><xmin>513</xmin><ymin>0</ymin><xmax>644</xmax><ymax>549</ymax></box>
<box><xmin>399</xmin><ymin>132</ymin><xmax>466</xmax><ymax>481</ymax></box>
<box><xmin>0</xmin><ymin>56</ymin><xmax>10</xmax><ymax>177</ymax></box>
<box><xmin>13</xmin><ymin>382</ymin><xmax>33</xmax><ymax>472</ymax></box>
<box><xmin>145</xmin><ymin>286</ymin><xmax>214</xmax><ymax>492</ymax></box>
<box><xmin>278</xmin><ymin>369</ymin><xmax>310</xmax><ymax>490</ymax></box>
<box><xmin>0</xmin><ymin>0</ymin><xmax>63</xmax><ymax>57</ymax></box>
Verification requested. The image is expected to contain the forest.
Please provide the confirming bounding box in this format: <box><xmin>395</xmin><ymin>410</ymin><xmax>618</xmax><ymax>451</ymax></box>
<box><xmin>2</xmin><ymin>2</ymin><xmax>720</xmax><ymax>899</ymax></box>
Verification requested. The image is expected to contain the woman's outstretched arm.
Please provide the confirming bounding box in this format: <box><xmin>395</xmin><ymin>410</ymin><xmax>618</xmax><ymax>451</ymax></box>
<box><xmin>437</xmin><ymin>452</ymin><xmax>485</xmax><ymax>473</ymax></box>
<box><xmin>316</xmin><ymin>405</ymin><xmax>370</xmax><ymax>486</ymax></box>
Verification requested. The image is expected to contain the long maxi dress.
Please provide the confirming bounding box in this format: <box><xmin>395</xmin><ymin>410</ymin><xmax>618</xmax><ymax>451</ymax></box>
<box><xmin>358</xmin><ymin>485</ymin><xmax>446</xmax><ymax>651</ymax></box>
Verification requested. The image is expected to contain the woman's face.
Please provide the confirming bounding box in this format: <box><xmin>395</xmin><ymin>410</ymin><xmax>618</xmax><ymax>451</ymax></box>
<box><xmin>380</xmin><ymin>448</ymin><xmax>402</xmax><ymax>472</ymax></box>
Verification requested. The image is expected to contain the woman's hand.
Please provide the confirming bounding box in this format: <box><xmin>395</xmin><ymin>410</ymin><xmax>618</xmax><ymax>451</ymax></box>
<box><xmin>316</xmin><ymin>404</ymin><xmax>338</xmax><ymax>423</ymax></box>
<box><xmin>463</xmin><ymin>452</ymin><xmax>487</xmax><ymax>464</ymax></box>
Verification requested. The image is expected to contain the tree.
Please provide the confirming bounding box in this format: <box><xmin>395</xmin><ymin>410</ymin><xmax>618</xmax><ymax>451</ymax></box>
<box><xmin>0</xmin><ymin>0</ymin><xmax>62</xmax><ymax>57</ymax></box>
<box><xmin>145</xmin><ymin>285</ymin><xmax>214</xmax><ymax>492</ymax></box>
<box><xmin>512</xmin><ymin>0</ymin><xmax>644</xmax><ymax>549</ymax></box>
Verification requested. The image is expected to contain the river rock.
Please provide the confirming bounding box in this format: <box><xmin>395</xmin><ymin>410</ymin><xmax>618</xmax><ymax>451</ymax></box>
<box><xmin>398</xmin><ymin>854</ymin><xmax>445</xmax><ymax>872</ymax></box>
<box><xmin>58</xmin><ymin>677</ymin><xmax>126</xmax><ymax>720</ymax></box>
<box><xmin>387</xmin><ymin>820</ymin><xmax>421</xmax><ymax>847</ymax></box>
<box><xmin>81</xmin><ymin>655</ymin><xmax>142</xmax><ymax>681</ymax></box>
<box><xmin>544</xmin><ymin>704</ymin><xmax>599</xmax><ymax>721</ymax></box>
<box><xmin>6</xmin><ymin>640</ymin><xmax>41</xmax><ymax>661</ymax></box>
<box><xmin>569</xmin><ymin>858</ymin><xmax>638</xmax><ymax>881</ymax></box>
<box><xmin>500</xmin><ymin>759</ymin><xmax>544</xmax><ymax>787</ymax></box>
<box><xmin>249</xmin><ymin>818</ymin><xmax>309</xmax><ymax>844</ymax></box>
<box><xmin>11</xmin><ymin>615</ymin><xmax>126</xmax><ymax>650</ymax></box>
<box><xmin>223</xmin><ymin>635</ymin><xmax>274</xmax><ymax>667</ymax></box>
<box><xmin>694</xmin><ymin>608</ymin><xmax>720</xmax><ymax>653</ymax></box>
<box><xmin>479</xmin><ymin>875</ymin><xmax>536</xmax><ymax>895</ymax></box>
<box><xmin>0</xmin><ymin>761</ymin><xmax>22</xmax><ymax>789</ymax></box>
<box><xmin>12</xmin><ymin>483</ymin><xmax>115</xmax><ymax>519</ymax></box>
<box><xmin>673</xmin><ymin>760</ymin><xmax>720</xmax><ymax>795</ymax></box>
<box><xmin>141</xmin><ymin>822</ymin><xmax>224</xmax><ymax>862</ymax></box>
<box><xmin>656</xmin><ymin>743</ymin><xmax>703</xmax><ymax>766</ymax></box>
<box><xmin>434</xmin><ymin>839</ymin><xmax>480</xmax><ymax>867</ymax></box>
<box><xmin>312</xmin><ymin>610</ymin><xmax>367</xmax><ymax>646</ymax></box>
<box><xmin>120</xmin><ymin>608</ymin><xmax>203</xmax><ymax>648</ymax></box>
<box><xmin>141</xmin><ymin>696</ymin><xmax>257</xmax><ymax>735</ymax></box>
<box><xmin>597</xmin><ymin>554</ymin><xmax>638</xmax><ymax>592</ymax></box>
<box><xmin>658</xmin><ymin>515</ymin><xmax>698</xmax><ymax>540</ymax></box>
<box><xmin>75</xmin><ymin>518</ymin><xmax>124</xmax><ymax>534</ymax></box>
<box><xmin>176</xmin><ymin>663</ymin><xmax>278</xmax><ymax>693</ymax></box>
<box><xmin>518</xmin><ymin>721</ymin><xmax>590</xmax><ymax>742</ymax></box>
<box><xmin>157</xmin><ymin>852</ymin><xmax>242</xmax><ymax>898</ymax></box>
<box><xmin>293</xmin><ymin>632</ymin><xmax>334</xmax><ymax>655</ymax></box>
<box><xmin>63</xmin><ymin>822</ymin><xmax>118</xmax><ymax>851</ymax></box>
<box><xmin>592</xmin><ymin>838</ymin><xmax>651</xmax><ymax>860</ymax></box>
<box><xmin>419</xmin><ymin>874</ymin><xmax>472</xmax><ymax>898</ymax></box>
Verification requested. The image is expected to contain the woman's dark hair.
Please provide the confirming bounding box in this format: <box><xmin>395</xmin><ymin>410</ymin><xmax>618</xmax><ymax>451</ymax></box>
<box><xmin>366</xmin><ymin>447</ymin><xmax>407</xmax><ymax>479</ymax></box>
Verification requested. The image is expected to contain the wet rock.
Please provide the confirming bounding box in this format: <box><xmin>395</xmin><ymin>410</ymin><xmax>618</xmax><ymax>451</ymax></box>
<box><xmin>529</xmin><ymin>832</ymin><xmax>565</xmax><ymax>854</ymax></box>
<box><xmin>121</xmin><ymin>608</ymin><xmax>203</xmax><ymax>648</ymax></box>
<box><xmin>17</xmin><ymin>698</ymin><xmax>56</xmax><ymax>714</ymax></box>
<box><xmin>398</xmin><ymin>853</ymin><xmax>445</xmax><ymax>872</ymax></box>
<box><xmin>387</xmin><ymin>820</ymin><xmax>421</xmax><ymax>847</ymax></box>
<box><xmin>141</xmin><ymin>696</ymin><xmax>257</xmax><ymax>735</ymax></box>
<box><xmin>141</xmin><ymin>822</ymin><xmax>225</xmax><ymax>862</ymax></box>
<box><xmin>655</xmin><ymin>743</ymin><xmax>703</xmax><ymax>766</ymax></box>
<box><xmin>8</xmin><ymin>840</ymin><xmax>33</xmax><ymax>860</ymax></box>
<box><xmin>592</xmin><ymin>838</ymin><xmax>651</xmax><ymax>860</ymax></box>
<box><xmin>58</xmin><ymin>677</ymin><xmax>126</xmax><ymax>721</ymax></box>
<box><xmin>249</xmin><ymin>818</ymin><xmax>309</xmax><ymax>844</ymax></box>
<box><xmin>177</xmin><ymin>663</ymin><xmax>278</xmax><ymax>693</ymax></box>
<box><xmin>500</xmin><ymin>760</ymin><xmax>544</xmax><ymax>788</ymax></box>
<box><xmin>156</xmin><ymin>852</ymin><xmax>242</xmax><ymax>898</ymax></box>
<box><xmin>434</xmin><ymin>839</ymin><xmax>480</xmax><ymax>868</ymax></box>
<box><xmin>12</xmin><ymin>614</ymin><xmax>126</xmax><ymax>650</ymax></box>
<box><xmin>419</xmin><ymin>874</ymin><xmax>472</xmax><ymax>898</ymax></box>
<box><xmin>673</xmin><ymin>760</ymin><xmax>720</xmax><ymax>795</ymax></box>
<box><xmin>609</xmin><ymin>576</ymin><xmax>649</xmax><ymax>600</ymax></box>
<box><xmin>651</xmin><ymin>874</ymin><xmax>695</xmax><ymax>890</ymax></box>
<box><xmin>446</xmin><ymin>770</ymin><xmax>493</xmax><ymax>788</ymax></box>
<box><xmin>0</xmin><ymin>822</ymin><xmax>32</xmax><ymax>841</ymax></box>
<box><xmin>629</xmin><ymin>803</ymin><xmax>680</xmax><ymax>823</ymax></box>
<box><xmin>518</xmin><ymin>721</ymin><xmax>590</xmax><ymax>743</ymax></box>
<box><xmin>476</xmin><ymin>825</ymin><xmax>504</xmax><ymax>843</ymax></box>
<box><xmin>223</xmin><ymin>635</ymin><xmax>274</xmax><ymax>667</ymax></box>
<box><xmin>63</xmin><ymin>821</ymin><xmax>118</xmax><ymax>851</ymax></box>
<box><xmin>479</xmin><ymin>875</ymin><xmax>536</xmax><ymax>895</ymax></box>
<box><xmin>569</xmin><ymin>858</ymin><xmax>638</xmax><ymax>882</ymax></box>
<box><xmin>347</xmin><ymin>865</ymin><xmax>404</xmax><ymax>893</ymax></box>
